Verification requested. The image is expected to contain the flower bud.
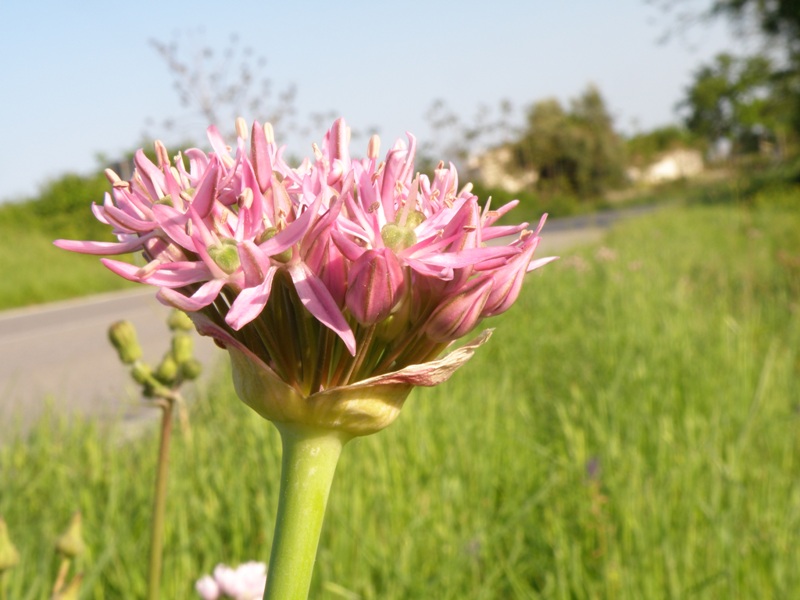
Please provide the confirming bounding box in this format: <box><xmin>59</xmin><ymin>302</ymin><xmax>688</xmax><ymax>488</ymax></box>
<box><xmin>171</xmin><ymin>332</ymin><xmax>194</xmax><ymax>365</ymax></box>
<box><xmin>346</xmin><ymin>248</ymin><xmax>405</xmax><ymax>325</ymax></box>
<box><xmin>0</xmin><ymin>517</ymin><xmax>20</xmax><ymax>572</ymax></box>
<box><xmin>425</xmin><ymin>276</ymin><xmax>493</xmax><ymax>343</ymax></box>
<box><xmin>375</xmin><ymin>295</ymin><xmax>412</xmax><ymax>341</ymax></box>
<box><xmin>167</xmin><ymin>309</ymin><xmax>194</xmax><ymax>331</ymax></box>
<box><xmin>108</xmin><ymin>321</ymin><xmax>142</xmax><ymax>364</ymax></box>
<box><xmin>380</xmin><ymin>223</ymin><xmax>416</xmax><ymax>252</ymax></box>
<box><xmin>180</xmin><ymin>358</ymin><xmax>203</xmax><ymax>381</ymax></box>
<box><xmin>155</xmin><ymin>353</ymin><xmax>179</xmax><ymax>386</ymax></box>
<box><xmin>55</xmin><ymin>512</ymin><xmax>85</xmax><ymax>559</ymax></box>
<box><xmin>208</xmin><ymin>239</ymin><xmax>240</xmax><ymax>274</ymax></box>
<box><xmin>481</xmin><ymin>238</ymin><xmax>542</xmax><ymax>318</ymax></box>
<box><xmin>397</xmin><ymin>208</ymin><xmax>425</xmax><ymax>229</ymax></box>
<box><xmin>131</xmin><ymin>362</ymin><xmax>154</xmax><ymax>386</ymax></box>
<box><xmin>257</xmin><ymin>227</ymin><xmax>292</xmax><ymax>263</ymax></box>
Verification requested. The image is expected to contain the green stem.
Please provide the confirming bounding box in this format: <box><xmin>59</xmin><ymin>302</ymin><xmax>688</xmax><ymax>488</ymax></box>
<box><xmin>147</xmin><ymin>399</ymin><xmax>174</xmax><ymax>600</ymax></box>
<box><xmin>263</xmin><ymin>423</ymin><xmax>350</xmax><ymax>600</ymax></box>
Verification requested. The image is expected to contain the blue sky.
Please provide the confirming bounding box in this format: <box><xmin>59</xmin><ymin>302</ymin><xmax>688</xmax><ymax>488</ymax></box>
<box><xmin>0</xmin><ymin>0</ymin><xmax>741</xmax><ymax>202</ymax></box>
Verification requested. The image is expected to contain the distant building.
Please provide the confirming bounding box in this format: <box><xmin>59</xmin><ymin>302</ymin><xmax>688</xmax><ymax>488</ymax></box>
<box><xmin>627</xmin><ymin>149</ymin><xmax>704</xmax><ymax>185</ymax></box>
<box><xmin>470</xmin><ymin>145</ymin><xmax>705</xmax><ymax>192</ymax></box>
<box><xmin>467</xmin><ymin>146</ymin><xmax>537</xmax><ymax>193</ymax></box>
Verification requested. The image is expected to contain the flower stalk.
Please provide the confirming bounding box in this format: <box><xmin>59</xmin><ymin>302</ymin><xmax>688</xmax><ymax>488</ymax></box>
<box><xmin>148</xmin><ymin>397</ymin><xmax>175</xmax><ymax>600</ymax></box>
<box><xmin>107</xmin><ymin>315</ymin><xmax>201</xmax><ymax>600</ymax></box>
<box><xmin>263</xmin><ymin>424</ymin><xmax>349</xmax><ymax>600</ymax></box>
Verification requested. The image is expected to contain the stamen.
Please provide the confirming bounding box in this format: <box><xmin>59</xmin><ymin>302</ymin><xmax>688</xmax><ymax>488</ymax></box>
<box><xmin>104</xmin><ymin>168</ymin><xmax>121</xmax><ymax>184</ymax></box>
<box><xmin>371</xmin><ymin>161</ymin><xmax>385</xmax><ymax>184</ymax></box>
<box><xmin>105</xmin><ymin>169</ymin><xmax>129</xmax><ymax>189</ymax></box>
<box><xmin>137</xmin><ymin>259</ymin><xmax>161</xmax><ymax>278</ymax></box>
<box><xmin>235</xmin><ymin>117</ymin><xmax>248</xmax><ymax>140</ymax></box>
<box><xmin>367</xmin><ymin>134</ymin><xmax>380</xmax><ymax>160</ymax></box>
<box><xmin>154</xmin><ymin>140</ymin><xmax>170</xmax><ymax>168</ymax></box>
<box><xmin>239</xmin><ymin>187</ymin><xmax>254</xmax><ymax>210</ymax></box>
<box><xmin>264</xmin><ymin>122</ymin><xmax>275</xmax><ymax>144</ymax></box>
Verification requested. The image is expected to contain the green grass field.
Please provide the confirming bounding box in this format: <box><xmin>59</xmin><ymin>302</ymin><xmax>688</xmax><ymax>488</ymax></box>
<box><xmin>0</xmin><ymin>227</ymin><xmax>133</xmax><ymax>310</ymax></box>
<box><xmin>1</xmin><ymin>199</ymin><xmax>799</xmax><ymax>598</ymax></box>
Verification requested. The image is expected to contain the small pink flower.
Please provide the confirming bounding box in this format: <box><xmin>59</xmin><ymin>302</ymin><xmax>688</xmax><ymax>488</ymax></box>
<box><xmin>195</xmin><ymin>574</ymin><xmax>221</xmax><ymax>600</ymax></box>
<box><xmin>195</xmin><ymin>562</ymin><xmax>267</xmax><ymax>600</ymax></box>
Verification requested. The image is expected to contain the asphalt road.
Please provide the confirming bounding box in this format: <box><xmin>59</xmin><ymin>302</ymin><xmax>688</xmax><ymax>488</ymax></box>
<box><xmin>0</xmin><ymin>211</ymin><xmax>629</xmax><ymax>443</ymax></box>
<box><xmin>0</xmin><ymin>289</ymin><xmax>225</xmax><ymax>443</ymax></box>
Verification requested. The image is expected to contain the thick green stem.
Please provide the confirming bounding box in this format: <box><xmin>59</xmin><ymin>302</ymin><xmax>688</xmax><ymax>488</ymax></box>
<box><xmin>263</xmin><ymin>423</ymin><xmax>349</xmax><ymax>600</ymax></box>
<box><xmin>147</xmin><ymin>400</ymin><xmax>174</xmax><ymax>600</ymax></box>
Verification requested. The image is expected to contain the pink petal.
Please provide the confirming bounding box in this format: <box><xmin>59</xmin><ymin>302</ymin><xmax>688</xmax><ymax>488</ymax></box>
<box><xmin>103</xmin><ymin>203</ymin><xmax>158</xmax><ymax>232</ymax></box>
<box><xmin>226</xmin><ymin>266</ymin><xmax>277</xmax><ymax>330</ymax></box>
<box><xmin>414</xmin><ymin>246</ymin><xmax>520</xmax><ymax>269</ymax></box>
<box><xmin>54</xmin><ymin>234</ymin><xmax>154</xmax><ymax>255</ymax></box>
<box><xmin>189</xmin><ymin>160</ymin><xmax>219</xmax><ymax>218</ymax></box>
<box><xmin>289</xmin><ymin>263</ymin><xmax>356</xmax><ymax>355</ymax></box>
<box><xmin>101</xmin><ymin>259</ymin><xmax>211</xmax><ymax>287</ymax></box>
<box><xmin>527</xmin><ymin>255</ymin><xmax>559</xmax><ymax>272</ymax></box>
<box><xmin>250</xmin><ymin>120</ymin><xmax>273</xmax><ymax>193</ymax></box>
<box><xmin>258</xmin><ymin>189</ymin><xmax>326</xmax><ymax>256</ymax></box>
<box><xmin>156</xmin><ymin>279</ymin><xmax>224</xmax><ymax>311</ymax></box>
<box><xmin>133</xmin><ymin>149</ymin><xmax>165</xmax><ymax>200</ymax></box>
<box><xmin>152</xmin><ymin>204</ymin><xmax>194</xmax><ymax>248</ymax></box>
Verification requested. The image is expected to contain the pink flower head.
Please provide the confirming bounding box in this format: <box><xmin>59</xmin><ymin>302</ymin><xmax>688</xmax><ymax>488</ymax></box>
<box><xmin>56</xmin><ymin>118</ymin><xmax>556</xmax><ymax>435</ymax></box>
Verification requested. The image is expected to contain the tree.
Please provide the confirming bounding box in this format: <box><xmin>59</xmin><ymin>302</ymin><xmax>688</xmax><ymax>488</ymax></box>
<box><xmin>421</xmin><ymin>97</ymin><xmax>517</xmax><ymax>169</ymax></box>
<box><xmin>709</xmin><ymin>0</ymin><xmax>800</xmax><ymax>51</ymax></box>
<box><xmin>148</xmin><ymin>31</ymin><xmax>297</xmax><ymax>139</ymax></box>
<box><xmin>653</xmin><ymin>0</ymin><xmax>800</xmax><ymax>140</ymax></box>
<box><xmin>512</xmin><ymin>86</ymin><xmax>626</xmax><ymax>198</ymax></box>
<box><xmin>678</xmin><ymin>52</ymin><xmax>794</xmax><ymax>154</ymax></box>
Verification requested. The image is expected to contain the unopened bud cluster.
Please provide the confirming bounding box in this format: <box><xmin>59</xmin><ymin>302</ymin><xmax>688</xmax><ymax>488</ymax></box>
<box><xmin>108</xmin><ymin>311</ymin><xmax>202</xmax><ymax>400</ymax></box>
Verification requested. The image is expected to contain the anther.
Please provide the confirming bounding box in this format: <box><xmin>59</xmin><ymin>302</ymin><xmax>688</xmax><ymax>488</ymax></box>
<box><xmin>235</xmin><ymin>117</ymin><xmax>248</xmax><ymax>140</ymax></box>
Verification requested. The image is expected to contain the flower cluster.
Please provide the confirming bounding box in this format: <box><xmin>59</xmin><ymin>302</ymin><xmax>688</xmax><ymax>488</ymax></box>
<box><xmin>56</xmin><ymin>118</ymin><xmax>554</xmax><ymax>435</ymax></box>
<box><xmin>195</xmin><ymin>562</ymin><xmax>267</xmax><ymax>600</ymax></box>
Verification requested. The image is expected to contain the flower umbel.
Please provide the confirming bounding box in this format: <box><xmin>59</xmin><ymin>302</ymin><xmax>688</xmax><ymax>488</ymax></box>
<box><xmin>56</xmin><ymin>117</ymin><xmax>555</xmax><ymax>433</ymax></box>
<box><xmin>56</xmin><ymin>117</ymin><xmax>556</xmax><ymax>600</ymax></box>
